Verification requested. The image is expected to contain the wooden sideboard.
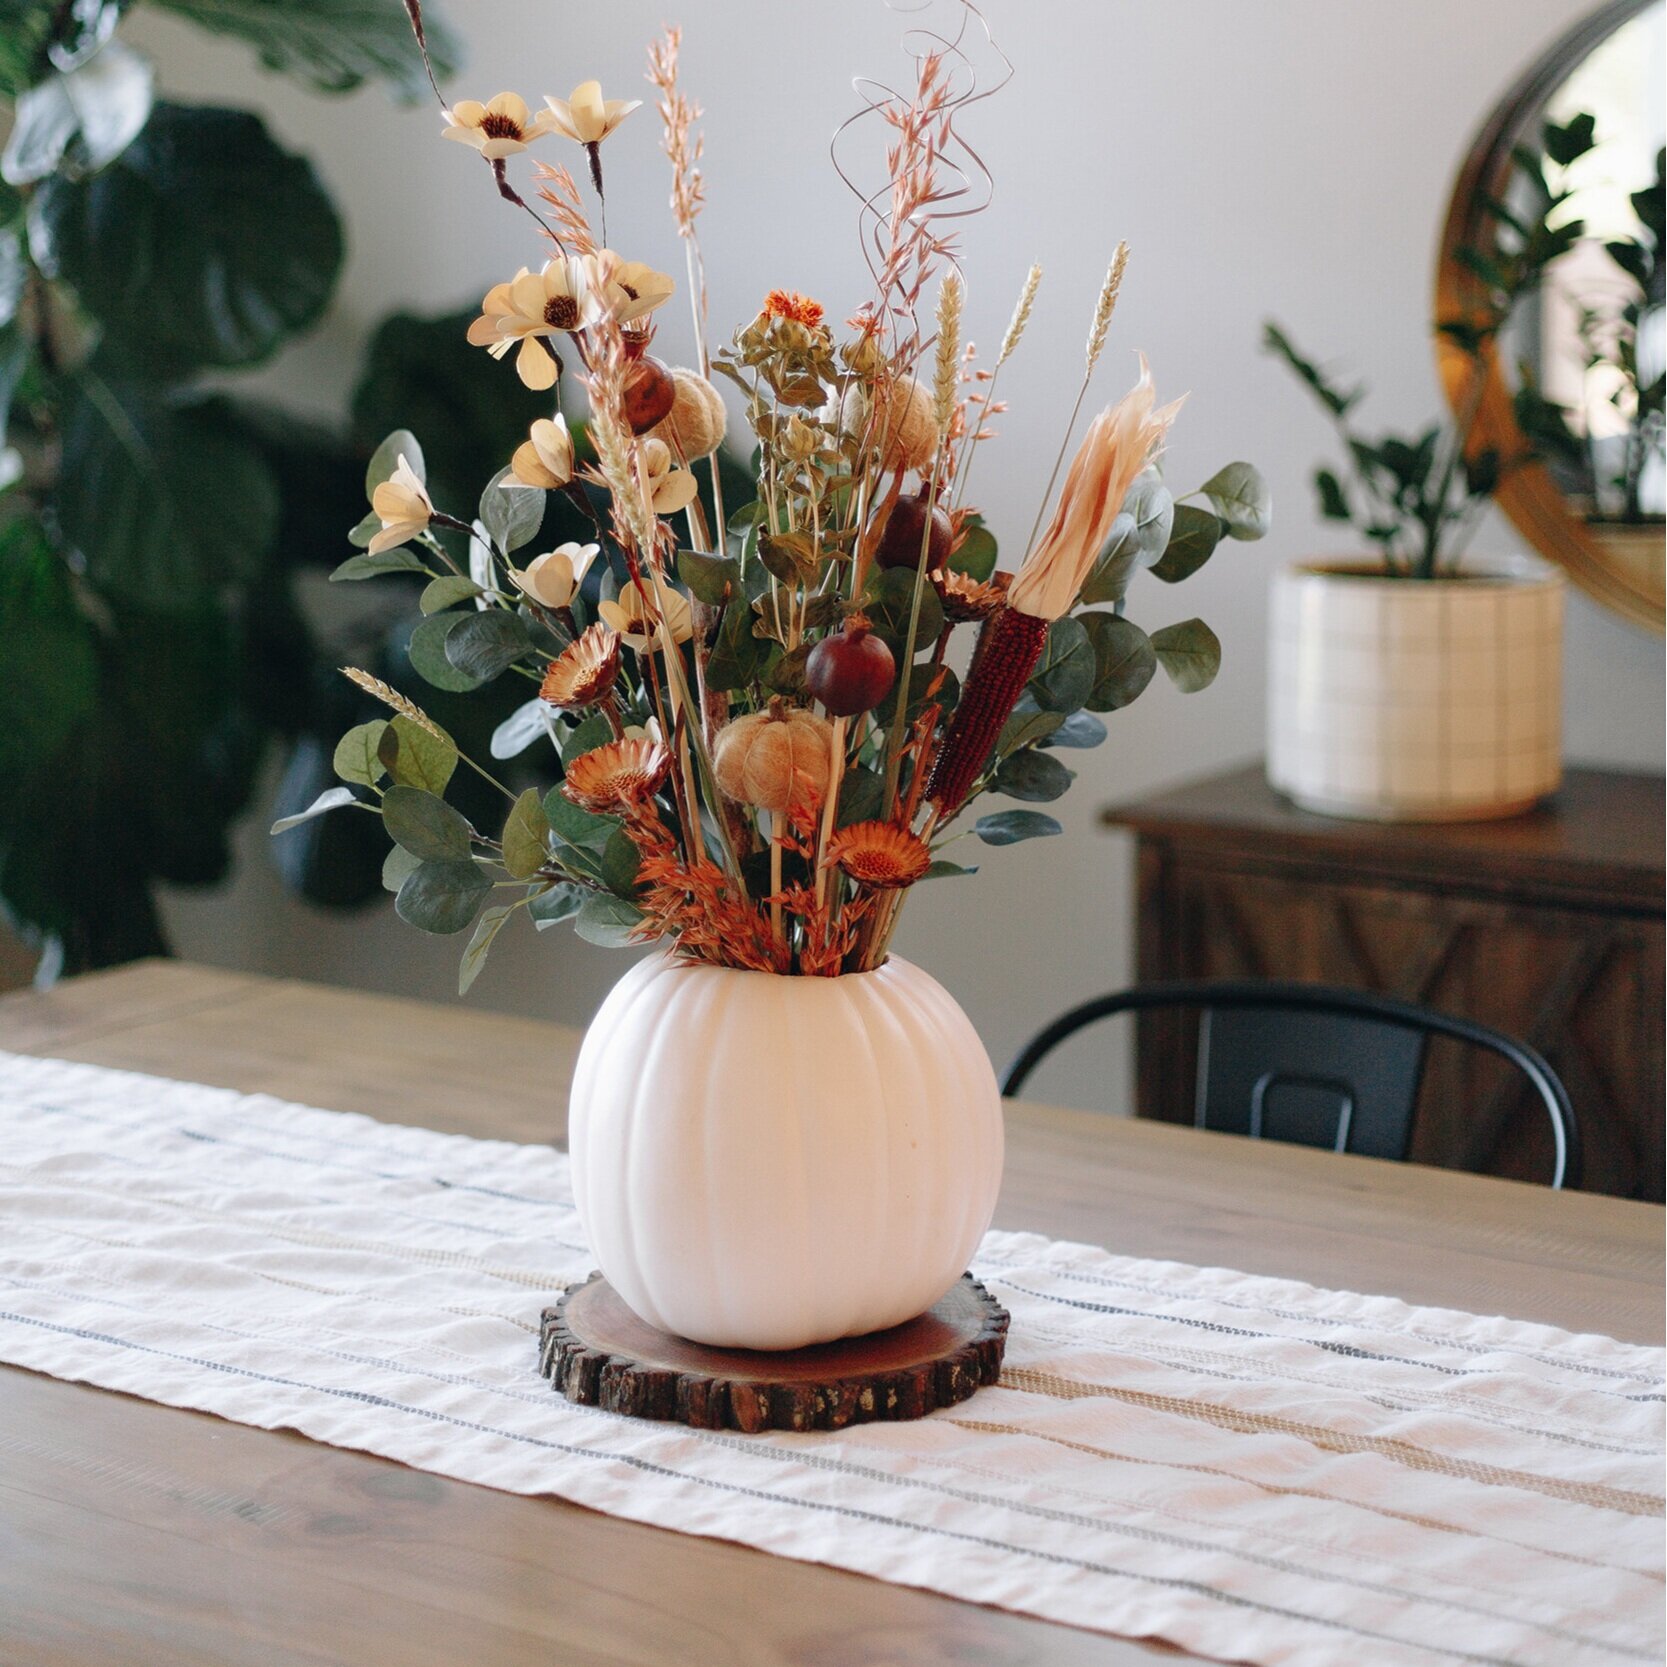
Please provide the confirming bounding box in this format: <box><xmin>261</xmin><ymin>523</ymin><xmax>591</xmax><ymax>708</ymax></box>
<box><xmin>1104</xmin><ymin>764</ymin><xmax>1665</xmax><ymax>1200</ymax></box>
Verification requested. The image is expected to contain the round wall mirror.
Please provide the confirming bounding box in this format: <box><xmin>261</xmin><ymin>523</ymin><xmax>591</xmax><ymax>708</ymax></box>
<box><xmin>1436</xmin><ymin>0</ymin><xmax>1664</xmax><ymax>633</ymax></box>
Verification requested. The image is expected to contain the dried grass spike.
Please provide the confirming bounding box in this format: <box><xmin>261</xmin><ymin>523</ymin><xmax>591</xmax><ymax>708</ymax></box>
<box><xmin>1085</xmin><ymin>242</ymin><xmax>1128</xmax><ymax>372</ymax></box>
<box><xmin>339</xmin><ymin>668</ymin><xmax>446</xmax><ymax>741</ymax></box>
<box><xmin>998</xmin><ymin>263</ymin><xmax>1042</xmax><ymax>366</ymax></box>
<box><xmin>932</xmin><ymin>271</ymin><xmax>964</xmax><ymax>435</ymax></box>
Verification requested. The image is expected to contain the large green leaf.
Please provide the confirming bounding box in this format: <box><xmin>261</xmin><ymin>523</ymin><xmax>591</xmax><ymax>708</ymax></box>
<box><xmin>1080</xmin><ymin>612</ymin><xmax>1157</xmax><ymax>712</ymax></box>
<box><xmin>1150</xmin><ymin>504</ymin><xmax>1222</xmax><ymax>584</ymax></box>
<box><xmin>991</xmin><ymin>748</ymin><xmax>1073</xmax><ymax>803</ymax></box>
<box><xmin>974</xmin><ymin>809</ymin><xmax>1062</xmax><ymax>846</ymax></box>
<box><xmin>1025</xmin><ymin>615</ymin><xmax>1095</xmax><ymax>714</ymax></box>
<box><xmin>34</xmin><ymin>103</ymin><xmax>343</xmax><ymax>377</ymax></box>
<box><xmin>382</xmin><ymin>784</ymin><xmax>471</xmax><ymax>861</ymax></box>
<box><xmin>1150</xmin><ymin>618</ymin><xmax>1222</xmax><ymax>693</ymax></box>
<box><xmin>396</xmin><ymin>857</ymin><xmax>489</xmax><ymax>934</ymax></box>
<box><xmin>1198</xmin><ymin>461</ymin><xmax>1272</xmax><ymax>542</ymax></box>
<box><xmin>56</xmin><ymin>375</ymin><xmax>279</xmax><ymax>605</ymax></box>
<box><xmin>0</xmin><ymin>39</ymin><xmax>152</xmax><ymax>185</ymax></box>
<box><xmin>0</xmin><ymin>515</ymin><xmax>98</xmax><ymax>785</ymax></box>
<box><xmin>149</xmin><ymin>0</ymin><xmax>461</xmax><ymax>102</ymax></box>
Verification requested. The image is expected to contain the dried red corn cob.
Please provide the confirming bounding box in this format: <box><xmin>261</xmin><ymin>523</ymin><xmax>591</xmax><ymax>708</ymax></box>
<box><xmin>924</xmin><ymin>605</ymin><xmax>1050</xmax><ymax>818</ymax></box>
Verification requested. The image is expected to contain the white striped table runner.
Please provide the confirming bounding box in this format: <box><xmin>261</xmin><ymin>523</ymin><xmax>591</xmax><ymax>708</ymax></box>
<box><xmin>0</xmin><ymin>1049</ymin><xmax>1660</xmax><ymax>1667</ymax></box>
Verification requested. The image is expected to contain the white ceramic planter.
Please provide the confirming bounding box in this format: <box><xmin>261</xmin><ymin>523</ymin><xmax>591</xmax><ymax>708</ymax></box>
<box><xmin>1267</xmin><ymin>561</ymin><xmax>1564</xmax><ymax>822</ymax></box>
<box><xmin>568</xmin><ymin>953</ymin><xmax>1004</xmax><ymax>1350</ymax></box>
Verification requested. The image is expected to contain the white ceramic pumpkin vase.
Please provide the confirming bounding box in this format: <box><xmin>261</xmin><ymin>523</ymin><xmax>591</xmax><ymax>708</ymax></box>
<box><xmin>1267</xmin><ymin>559</ymin><xmax>1565</xmax><ymax>822</ymax></box>
<box><xmin>569</xmin><ymin>953</ymin><xmax>1005</xmax><ymax>1351</ymax></box>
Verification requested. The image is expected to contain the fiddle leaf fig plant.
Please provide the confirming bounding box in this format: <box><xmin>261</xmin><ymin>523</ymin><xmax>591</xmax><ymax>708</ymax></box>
<box><xmin>0</xmin><ymin>0</ymin><xmax>459</xmax><ymax>976</ymax></box>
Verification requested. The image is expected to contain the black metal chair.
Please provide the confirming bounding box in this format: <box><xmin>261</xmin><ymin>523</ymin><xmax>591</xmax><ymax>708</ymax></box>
<box><xmin>1001</xmin><ymin>980</ymin><xmax>1581</xmax><ymax>1190</ymax></box>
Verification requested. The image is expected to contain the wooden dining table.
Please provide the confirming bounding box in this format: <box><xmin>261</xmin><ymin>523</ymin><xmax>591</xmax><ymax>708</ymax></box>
<box><xmin>1</xmin><ymin>960</ymin><xmax>1661</xmax><ymax>1667</ymax></box>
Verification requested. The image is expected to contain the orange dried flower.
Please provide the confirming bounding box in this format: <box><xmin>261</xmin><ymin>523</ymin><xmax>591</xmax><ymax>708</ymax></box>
<box><xmin>824</xmin><ymin>821</ymin><xmax>932</xmax><ymax>890</ymax></box>
<box><xmin>762</xmin><ymin>289</ymin><xmax>825</xmax><ymax>329</ymax></box>
<box><xmin>562</xmin><ymin>738</ymin><xmax>671</xmax><ymax>812</ymax></box>
<box><xmin>934</xmin><ymin>568</ymin><xmax>1011</xmax><ymax>623</ymax></box>
<box><xmin>540</xmin><ymin>623</ymin><xmax>621</xmax><ymax>710</ymax></box>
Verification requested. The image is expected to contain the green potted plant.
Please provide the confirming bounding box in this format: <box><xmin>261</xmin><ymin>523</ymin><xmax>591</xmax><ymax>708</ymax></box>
<box><xmin>1262</xmin><ymin>114</ymin><xmax>1611</xmax><ymax>822</ymax></box>
<box><xmin>0</xmin><ymin>0</ymin><xmax>468</xmax><ymax>976</ymax></box>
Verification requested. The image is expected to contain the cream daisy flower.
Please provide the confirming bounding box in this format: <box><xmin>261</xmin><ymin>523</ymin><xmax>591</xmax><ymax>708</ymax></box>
<box><xmin>598</xmin><ymin>576</ymin><xmax>694</xmax><ymax>653</ymax></box>
<box><xmin>466</xmin><ymin>259</ymin><xmax>594</xmax><ymax>391</ymax></box>
<box><xmin>638</xmin><ymin>437</ymin><xmax>699</xmax><ymax>515</ymax></box>
<box><xmin>510</xmin><ymin>542</ymin><xmax>601</xmax><ymax>609</ymax></box>
<box><xmin>441</xmin><ymin>93</ymin><xmax>555</xmax><ymax>160</ymax></box>
<box><xmin>509</xmin><ymin>414</ymin><xmax>576</xmax><ymax>489</ymax></box>
<box><xmin>543</xmin><ymin>81</ymin><xmax>641</xmax><ymax>146</ymax></box>
<box><xmin>368</xmin><ymin>455</ymin><xmax>432</xmax><ymax>555</ymax></box>
<box><xmin>587</xmin><ymin>252</ymin><xmax>675</xmax><ymax>326</ymax></box>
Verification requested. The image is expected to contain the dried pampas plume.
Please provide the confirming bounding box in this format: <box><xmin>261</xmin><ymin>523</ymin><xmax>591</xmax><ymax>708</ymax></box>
<box><xmin>932</xmin><ymin>271</ymin><xmax>964</xmax><ymax>436</ymax></box>
<box><xmin>1085</xmin><ymin>242</ymin><xmax>1128</xmax><ymax>372</ymax></box>
<box><xmin>340</xmin><ymin>668</ymin><xmax>446</xmax><ymax>741</ymax></box>
<box><xmin>998</xmin><ymin>262</ymin><xmax>1042</xmax><ymax>367</ymax></box>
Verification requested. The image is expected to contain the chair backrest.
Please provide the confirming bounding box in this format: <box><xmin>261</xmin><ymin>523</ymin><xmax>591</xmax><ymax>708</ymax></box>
<box><xmin>1001</xmin><ymin>980</ymin><xmax>1581</xmax><ymax>1189</ymax></box>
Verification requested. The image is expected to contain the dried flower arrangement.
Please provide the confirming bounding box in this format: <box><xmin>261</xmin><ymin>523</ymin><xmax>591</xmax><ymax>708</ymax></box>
<box><xmin>275</xmin><ymin>1</ymin><xmax>1270</xmax><ymax>987</ymax></box>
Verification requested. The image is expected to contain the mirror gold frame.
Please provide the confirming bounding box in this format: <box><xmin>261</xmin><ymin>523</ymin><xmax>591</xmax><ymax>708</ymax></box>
<box><xmin>1435</xmin><ymin>0</ymin><xmax>1664</xmax><ymax>634</ymax></box>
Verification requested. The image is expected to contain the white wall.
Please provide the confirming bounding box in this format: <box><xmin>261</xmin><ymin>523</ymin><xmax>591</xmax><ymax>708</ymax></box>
<box><xmin>144</xmin><ymin>0</ymin><xmax>1665</xmax><ymax>1112</ymax></box>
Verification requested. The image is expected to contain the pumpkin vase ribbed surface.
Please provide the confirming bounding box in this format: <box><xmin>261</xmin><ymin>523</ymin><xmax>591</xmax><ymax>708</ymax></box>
<box><xmin>568</xmin><ymin>954</ymin><xmax>1005</xmax><ymax>1351</ymax></box>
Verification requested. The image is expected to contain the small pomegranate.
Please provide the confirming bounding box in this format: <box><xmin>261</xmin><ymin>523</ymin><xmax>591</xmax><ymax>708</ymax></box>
<box><xmin>874</xmin><ymin>489</ymin><xmax>952</xmax><ymax>573</ymax></box>
<box><xmin>621</xmin><ymin>355</ymin><xmax>677</xmax><ymax>435</ymax></box>
<box><xmin>805</xmin><ymin>615</ymin><xmax>897</xmax><ymax>717</ymax></box>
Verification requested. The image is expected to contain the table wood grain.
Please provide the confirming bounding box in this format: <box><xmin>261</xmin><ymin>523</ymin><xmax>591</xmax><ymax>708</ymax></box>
<box><xmin>1</xmin><ymin>961</ymin><xmax>1660</xmax><ymax>1667</ymax></box>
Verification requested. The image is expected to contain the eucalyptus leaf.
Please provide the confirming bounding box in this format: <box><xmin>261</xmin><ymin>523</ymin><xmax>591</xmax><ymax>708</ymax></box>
<box><xmin>950</xmin><ymin>521</ymin><xmax>997</xmax><ymax>582</ymax></box>
<box><xmin>1081</xmin><ymin>612</ymin><xmax>1158</xmax><ymax>712</ymax></box>
<box><xmin>974</xmin><ymin>809</ymin><xmax>1063</xmax><ymax>846</ymax></box>
<box><xmin>501</xmin><ymin>787</ymin><xmax>550</xmax><ymax>880</ymax></box>
<box><xmin>996</xmin><ymin>707</ymin><xmax>1064</xmax><ymax>758</ymax></box>
<box><xmin>758</xmin><ymin>530</ymin><xmax>818</xmax><ymax>584</ymax></box>
<box><xmin>408</xmin><ymin>614</ymin><xmax>486</xmax><ymax>691</ymax></box>
<box><xmin>922</xmin><ymin>859</ymin><xmax>979</xmax><ymax>879</ymax></box>
<box><xmin>528</xmin><ymin>881</ymin><xmax>585</xmax><ymax>928</ymax></box>
<box><xmin>678</xmin><ymin>548</ymin><xmax>739</xmax><ymax>605</ymax></box>
<box><xmin>1150</xmin><ymin>617</ymin><xmax>1222</xmax><ymax>693</ymax></box>
<box><xmin>707</xmin><ymin>589</ymin><xmax>770</xmax><ymax>690</ymax></box>
<box><xmin>836</xmin><ymin>766</ymin><xmax>886</xmax><ymax>828</ymax></box>
<box><xmin>378</xmin><ymin>714</ymin><xmax>457</xmax><ymax>794</ymax></box>
<box><xmin>332</xmin><ymin>720</ymin><xmax>388</xmax><ymax>788</ymax></box>
<box><xmin>366</xmin><ymin>428</ymin><xmax>424</xmax><ymax>496</ymax></box>
<box><xmin>443</xmin><ymin>608</ymin><xmax>530</xmax><ymax>682</ymax></box>
<box><xmin>332</xmin><ymin>546</ymin><xmax>429</xmax><ymax>581</ymax></box>
<box><xmin>1043</xmin><ymin>710</ymin><xmax>1108</xmax><ymax>750</ymax></box>
<box><xmin>559</xmin><ymin>712</ymin><xmax>613</xmax><ymax>760</ymax></box>
<box><xmin>479</xmin><ymin>465</ymin><xmax>543</xmax><ymax>555</ymax></box>
<box><xmin>490</xmin><ymin>696</ymin><xmax>551</xmax><ymax>761</ymax></box>
<box><xmin>1123</xmin><ymin>472</ymin><xmax>1176</xmax><ymax>564</ymax></box>
<box><xmin>1151</xmin><ymin>505</ymin><xmax>1222</xmax><ymax>583</ymax></box>
<box><xmin>381</xmin><ymin>784</ymin><xmax>471</xmax><ymax>862</ymax></box>
<box><xmin>600</xmin><ymin>829</ymin><xmax>641</xmax><ymax>897</ymax></box>
<box><xmin>992</xmin><ymin>748</ymin><xmax>1074</xmax><ymax>803</ymax></box>
<box><xmin>1079</xmin><ymin>515</ymin><xmax>1140</xmax><ymax>606</ymax></box>
<box><xmin>543</xmin><ymin>790</ymin><xmax>617</xmax><ymax>853</ymax></box>
<box><xmin>1026</xmin><ymin>615</ymin><xmax>1095</xmax><ymax>714</ymax></box>
<box><xmin>270</xmin><ymin>784</ymin><xmax>358</xmax><ymax>834</ymax></box>
<box><xmin>862</xmin><ymin>565</ymin><xmax>944</xmax><ymax>654</ymax></box>
<box><xmin>573</xmin><ymin>892</ymin><xmax>646</xmax><ymax>948</ymax></box>
<box><xmin>459</xmin><ymin>904</ymin><xmax>512</xmax><ymax>994</ymax></box>
<box><xmin>1198</xmin><ymin>461</ymin><xmax>1272</xmax><ymax>541</ymax></box>
<box><xmin>395</xmin><ymin>858</ymin><xmax>489</xmax><ymax>935</ymax></box>
<box><xmin>381</xmin><ymin>843</ymin><xmax>421</xmax><ymax>895</ymax></box>
<box><xmin>420</xmin><ymin>574</ymin><xmax>482</xmax><ymax>614</ymax></box>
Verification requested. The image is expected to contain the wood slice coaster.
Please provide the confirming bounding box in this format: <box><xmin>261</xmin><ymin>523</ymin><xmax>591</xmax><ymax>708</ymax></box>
<box><xmin>539</xmin><ymin>1273</ymin><xmax>1009</xmax><ymax>1433</ymax></box>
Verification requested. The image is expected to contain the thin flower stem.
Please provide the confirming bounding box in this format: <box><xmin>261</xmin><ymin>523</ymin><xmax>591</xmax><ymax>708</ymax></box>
<box><xmin>882</xmin><ymin>451</ymin><xmax>946</xmax><ymax>808</ymax></box>
<box><xmin>1021</xmin><ymin>372</ymin><xmax>1092</xmax><ymax>563</ymax></box>
<box><xmin>813</xmin><ymin>714</ymin><xmax>849</xmax><ymax>910</ymax></box>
